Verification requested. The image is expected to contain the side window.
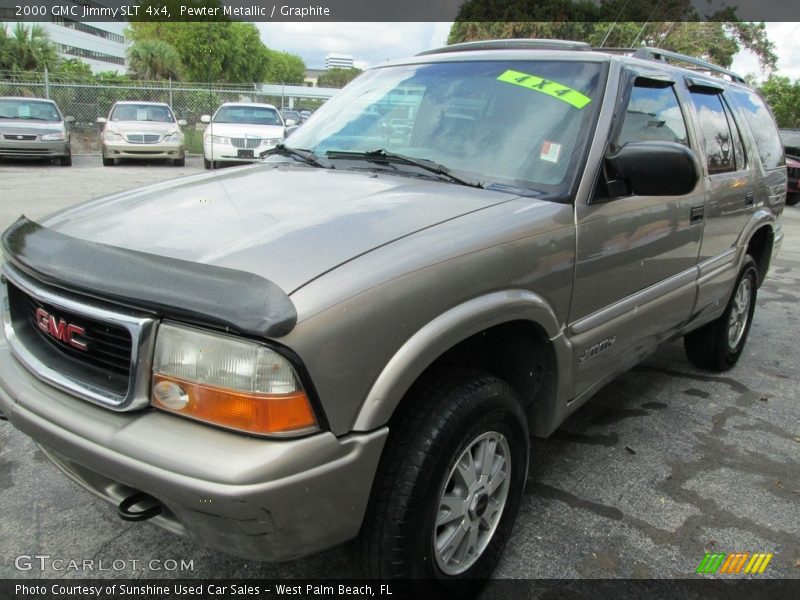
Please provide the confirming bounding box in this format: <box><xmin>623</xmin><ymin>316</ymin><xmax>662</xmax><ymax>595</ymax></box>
<box><xmin>618</xmin><ymin>81</ymin><xmax>689</xmax><ymax>146</ymax></box>
<box><xmin>690</xmin><ymin>90</ymin><xmax>744</xmax><ymax>175</ymax></box>
<box><xmin>728</xmin><ymin>87</ymin><xmax>785</xmax><ymax>170</ymax></box>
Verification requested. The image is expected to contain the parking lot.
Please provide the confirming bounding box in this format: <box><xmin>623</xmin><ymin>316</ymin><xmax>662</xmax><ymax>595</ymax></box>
<box><xmin>0</xmin><ymin>158</ymin><xmax>798</xmax><ymax>583</ymax></box>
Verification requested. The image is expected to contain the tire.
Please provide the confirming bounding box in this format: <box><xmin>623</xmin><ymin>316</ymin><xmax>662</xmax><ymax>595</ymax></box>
<box><xmin>60</xmin><ymin>155</ymin><xmax>72</xmax><ymax>167</ymax></box>
<box><xmin>684</xmin><ymin>256</ymin><xmax>758</xmax><ymax>372</ymax></box>
<box><xmin>355</xmin><ymin>369</ymin><xmax>529</xmax><ymax>598</ymax></box>
<box><xmin>204</xmin><ymin>158</ymin><xmax>213</xmax><ymax>170</ymax></box>
<box><xmin>787</xmin><ymin>193</ymin><xmax>799</xmax><ymax>207</ymax></box>
<box><xmin>102</xmin><ymin>156</ymin><xmax>114</xmax><ymax>167</ymax></box>
<box><xmin>174</xmin><ymin>158</ymin><xmax>185</xmax><ymax>167</ymax></box>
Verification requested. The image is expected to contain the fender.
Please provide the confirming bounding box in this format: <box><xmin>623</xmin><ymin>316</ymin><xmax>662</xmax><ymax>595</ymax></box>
<box><xmin>351</xmin><ymin>289</ymin><xmax>571</xmax><ymax>432</ymax></box>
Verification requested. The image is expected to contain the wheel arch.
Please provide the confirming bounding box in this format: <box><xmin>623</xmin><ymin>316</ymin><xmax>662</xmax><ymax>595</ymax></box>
<box><xmin>351</xmin><ymin>290</ymin><xmax>569</xmax><ymax>437</ymax></box>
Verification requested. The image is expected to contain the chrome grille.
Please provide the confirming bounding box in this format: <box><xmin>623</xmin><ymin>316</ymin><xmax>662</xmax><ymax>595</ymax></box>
<box><xmin>231</xmin><ymin>138</ymin><xmax>261</xmax><ymax>149</ymax></box>
<box><xmin>1</xmin><ymin>266</ymin><xmax>157</xmax><ymax>410</ymax></box>
<box><xmin>126</xmin><ymin>133</ymin><xmax>161</xmax><ymax>144</ymax></box>
<box><xmin>3</xmin><ymin>134</ymin><xmax>37</xmax><ymax>140</ymax></box>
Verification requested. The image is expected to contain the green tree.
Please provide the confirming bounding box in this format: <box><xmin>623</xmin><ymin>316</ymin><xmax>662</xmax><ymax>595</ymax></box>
<box><xmin>449</xmin><ymin>0</ymin><xmax>777</xmax><ymax>73</ymax></box>
<box><xmin>0</xmin><ymin>25</ymin><xmax>11</xmax><ymax>71</ymax></box>
<box><xmin>263</xmin><ymin>49</ymin><xmax>307</xmax><ymax>84</ymax></box>
<box><xmin>53</xmin><ymin>58</ymin><xmax>94</xmax><ymax>81</ymax></box>
<box><xmin>128</xmin><ymin>18</ymin><xmax>302</xmax><ymax>84</ymax></box>
<box><xmin>759</xmin><ymin>76</ymin><xmax>800</xmax><ymax>129</ymax></box>
<box><xmin>317</xmin><ymin>67</ymin><xmax>363</xmax><ymax>88</ymax></box>
<box><xmin>3</xmin><ymin>24</ymin><xmax>58</xmax><ymax>72</ymax></box>
<box><xmin>127</xmin><ymin>39</ymin><xmax>183</xmax><ymax>80</ymax></box>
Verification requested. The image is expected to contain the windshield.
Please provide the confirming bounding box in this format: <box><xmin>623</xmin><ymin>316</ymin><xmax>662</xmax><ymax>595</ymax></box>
<box><xmin>111</xmin><ymin>104</ymin><xmax>175</xmax><ymax>123</ymax></box>
<box><xmin>214</xmin><ymin>105</ymin><xmax>282</xmax><ymax>125</ymax></box>
<box><xmin>288</xmin><ymin>59</ymin><xmax>604</xmax><ymax>195</ymax></box>
<box><xmin>0</xmin><ymin>99</ymin><xmax>61</xmax><ymax>121</ymax></box>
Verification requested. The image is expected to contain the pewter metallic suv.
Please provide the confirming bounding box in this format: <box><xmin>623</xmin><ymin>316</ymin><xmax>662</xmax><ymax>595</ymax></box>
<box><xmin>0</xmin><ymin>40</ymin><xmax>787</xmax><ymax>597</ymax></box>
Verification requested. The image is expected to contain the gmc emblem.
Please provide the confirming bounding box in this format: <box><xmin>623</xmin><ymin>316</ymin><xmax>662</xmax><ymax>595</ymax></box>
<box><xmin>35</xmin><ymin>307</ymin><xmax>88</xmax><ymax>351</ymax></box>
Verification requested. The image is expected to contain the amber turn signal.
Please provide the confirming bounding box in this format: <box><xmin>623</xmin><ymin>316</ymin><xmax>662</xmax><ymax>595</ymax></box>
<box><xmin>152</xmin><ymin>373</ymin><xmax>317</xmax><ymax>436</ymax></box>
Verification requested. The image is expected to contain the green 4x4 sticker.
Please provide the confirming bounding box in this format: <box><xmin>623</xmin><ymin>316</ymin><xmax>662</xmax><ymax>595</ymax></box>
<box><xmin>497</xmin><ymin>69</ymin><xmax>592</xmax><ymax>109</ymax></box>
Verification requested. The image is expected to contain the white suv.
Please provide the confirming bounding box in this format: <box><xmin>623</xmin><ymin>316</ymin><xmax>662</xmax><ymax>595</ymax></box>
<box><xmin>201</xmin><ymin>102</ymin><xmax>286</xmax><ymax>169</ymax></box>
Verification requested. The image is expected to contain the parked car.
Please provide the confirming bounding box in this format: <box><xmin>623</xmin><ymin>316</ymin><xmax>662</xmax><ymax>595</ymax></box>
<box><xmin>201</xmin><ymin>103</ymin><xmax>285</xmax><ymax>169</ymax></box>
<box><xmin>98</xmin><ymin>101</ymin><xmax>186</xmax><ymax>166</ymax></box>
<box><xmin>0</xmin><ymin>40</ymin><xmax>786</xmax><ymax>597</ymax></box>
<box><xmin>779</xmin><ymin>130</ymin><xmax>800</xmax><ymax>206</ymax></box>
<box><xmin>280</xmin><ymin>109</ymin><xmax>303</xmax><ymax>126</ymax></box>
<box><xmin>0</xmin><ymin>96</ymin><xmax>73</xmax><ymax>166</ymax></box>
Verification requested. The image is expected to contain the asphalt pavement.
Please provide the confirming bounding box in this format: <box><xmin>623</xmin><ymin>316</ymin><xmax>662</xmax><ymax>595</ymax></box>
<box><xmin>0</xmin><ymin>156</ymin><xmax>798</xmax><ymax>585</ymax></box>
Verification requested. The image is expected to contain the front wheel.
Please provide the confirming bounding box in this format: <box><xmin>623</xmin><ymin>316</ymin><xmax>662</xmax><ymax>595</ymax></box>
<box><xmin>787</xmin><ymin>192</ymin><xmax>799</xmax><ymax>207</ymax></box>
<box><xmin>355</xmin><ymin>369</ymin><xmax>529</xmax><ymax>598</ymax></box>
<box><xmin>173</xmin><ymin>157</ymin><xmax>185</xmax><ymax>167</ymax></box>
<box><xmin>684</xmin><ymin>256</ymin><xmax>758</xmax><ymax>371</ymax></box>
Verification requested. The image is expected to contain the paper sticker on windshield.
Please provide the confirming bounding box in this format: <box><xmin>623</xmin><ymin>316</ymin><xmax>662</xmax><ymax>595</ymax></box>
<box><xmin>497</xmin><ymin>70</ymin><xmax>592</xmax><ymax>109</ymax></box>
<box><xmin>18</xmin><ymin>105</ymin><xmax>30</xmax><ymax>118</ymax></box>
<box><xmin>540</xmin><ymin>141</ymin><xmax>561</xmax><ymax>163</ymax></box>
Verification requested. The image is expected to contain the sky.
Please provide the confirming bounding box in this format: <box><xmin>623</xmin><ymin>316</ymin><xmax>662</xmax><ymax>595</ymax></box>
<box><xmin>256</xmin><ymin>22</ymin><xmax>800</xmax><ymax>82</ymax></box>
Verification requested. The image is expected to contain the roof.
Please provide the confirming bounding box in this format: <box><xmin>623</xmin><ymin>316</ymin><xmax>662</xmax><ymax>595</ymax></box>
<box><xmin>218</xmin><ymin>102</ymin><xmax>278</xmax><ymax>110</ymax></box>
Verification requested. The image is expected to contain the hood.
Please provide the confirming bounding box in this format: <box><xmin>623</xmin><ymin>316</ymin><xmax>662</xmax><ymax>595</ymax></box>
<box><xmin>41</xmin><ymin>163</ymin><xmax>517</xmax><ymax>294</ymax></box>
<box><xmin>209</xmin><ymin>123</ymin><xmax>285</xmax><ymax>139</ymax></box>
<box><xmin>0</xmin><ymin>120</ymin><xmax>65</xmax><ymax>135</ymax></box>
<box><xmin>107</xmin><ymin>121</ymin><xmax>178</xmax><ymax>134</ymax></box>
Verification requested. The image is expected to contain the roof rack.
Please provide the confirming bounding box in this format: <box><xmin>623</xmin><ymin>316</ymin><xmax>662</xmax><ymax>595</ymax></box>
<box><xmin>620</xmin><ymin>46</ymin><xmax>746</xmax><ymax>84</ymax></box>
<box><xmin>417</xmin><ymin>39</ymin><xmax>591</xmax><ymax>56</ymax></box>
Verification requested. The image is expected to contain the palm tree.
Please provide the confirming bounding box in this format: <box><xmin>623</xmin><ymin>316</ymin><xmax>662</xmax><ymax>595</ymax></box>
<box><xmin>127</xmin><ymin>40</ymin><xmax>183</xmax><ymax>81</ymax></box>
<box><xmin>8</xmin><ymin>24</ymin><xmax>58</xmax><ymax>72</ymax></box>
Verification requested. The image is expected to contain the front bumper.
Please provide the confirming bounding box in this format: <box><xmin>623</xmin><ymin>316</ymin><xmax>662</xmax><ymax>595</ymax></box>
<box><xmin>204</xmin><ymin>141</ymin><xmax>279</xmax><ymax>163</ymax></box>
<box><xmin>0</xmin><ymin>140</ymin><xmax>69</xmax><ymax>159</ymax></box>
<box><xmin>0</xmin><ymin>336</ymin><xmax>387</xmax><ymax>561</ymax></box>
<box><xmin>103</xmin><ymin>141</ymin><xmax>184</xmax><ymax>161</ymax></box>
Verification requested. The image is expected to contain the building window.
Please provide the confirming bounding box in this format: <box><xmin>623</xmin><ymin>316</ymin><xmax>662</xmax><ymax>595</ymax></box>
<box><xmin>56</xmin><ymin>44</ymin><xmax>125</xmax><ymax>66</ymax></box>
<box><xmin>53</xmin><ymin>18</ymin><xmax>126</xmax><ymax>44</ymax></box>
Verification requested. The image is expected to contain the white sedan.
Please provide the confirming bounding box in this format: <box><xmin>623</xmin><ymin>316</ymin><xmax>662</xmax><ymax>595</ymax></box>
<box><xmin>202</xmin><ymin>103</ymin><xmax>286</xmax><ymax>169</ymax></box>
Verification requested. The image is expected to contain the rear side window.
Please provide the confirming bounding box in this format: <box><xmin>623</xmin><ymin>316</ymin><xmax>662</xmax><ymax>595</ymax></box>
<box><xmin>618</xmin><ymin>81</ymin><xmax>688</xmax><ymax>146</ymax></box>
<box><xmin>689</xmin><ymin>91</ymin><xmax>744</xmax><ymax>175</ymax></box>
<box><xmin>728</xmin><ymin>87</ymin><xmax>785</xmax><ymax>170</ymax></box>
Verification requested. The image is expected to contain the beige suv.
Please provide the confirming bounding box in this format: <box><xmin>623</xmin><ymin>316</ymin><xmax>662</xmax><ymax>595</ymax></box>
<box><xmin>98</xmin><ymin>101</ymin><xmax>186</xmax><ymax>166</ymax></box>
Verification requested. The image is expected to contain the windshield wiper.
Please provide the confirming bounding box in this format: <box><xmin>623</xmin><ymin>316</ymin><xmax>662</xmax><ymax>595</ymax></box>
<box><xmin>326</xmin><ymin>149</ymin><xmax>483</xmax><ymax>189</ymax></box>
<box><xmin>261</xmin><ymin>143</ymin><xmax>333</xmax><ymax>169</ymax></box>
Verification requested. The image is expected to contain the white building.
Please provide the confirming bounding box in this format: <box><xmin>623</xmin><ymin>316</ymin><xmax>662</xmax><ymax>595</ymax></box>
<box><xmin>38</xmin><ymin>19</ymin><xmax>129</xmax><ymax>74</ymax></box>
<box><xmin>325</xmin><ymin>53</ymin><xmax>354</xmax><ymax>70</ymax></box>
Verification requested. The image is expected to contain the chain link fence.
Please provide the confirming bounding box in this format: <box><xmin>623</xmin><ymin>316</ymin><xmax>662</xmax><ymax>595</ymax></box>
<box><xmin>0</xmin><ymin>70</ymin><xmax>336</xmax><ymax>154</ymax></box>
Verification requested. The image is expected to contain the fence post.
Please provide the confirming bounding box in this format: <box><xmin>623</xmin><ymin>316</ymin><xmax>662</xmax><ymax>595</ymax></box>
<box><xmin>169</xmin><ymin>78</ymin><xmax>173</xmax><ymax>109</ymax></box>
<box><xmin>44</xmin><ymin>67</ymin><xmax>50</xmax><ymax>99</ymax></box>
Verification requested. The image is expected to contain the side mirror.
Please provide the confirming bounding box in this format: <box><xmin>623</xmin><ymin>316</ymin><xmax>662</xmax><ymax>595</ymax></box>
<box><xmin>96</xmin><ymin>117</ymin><xmax>107</xmax><ymax>124</ymax></box>
<box><xmin>65</xmin><ymin>116</ymin><xmax>75</xmax><ymax>123</ymax></box>
<box><xmin>200</xmin><ymin>115</ymin><xmax>211</xmax><ymax>124</ymax></box>
<box><xmin>602</xmin><ymin>142</ymin><xmax>699</xmax><ymax>198</ymax></box>
<box><xmin>284</xmin><ymin>125</ymin><xmax>299</xmax><ymax>139</ymax></box>
<box><xmin>285</xmin><ymin>119</ymin><xmax>297</xmax><ymax>127</ymax></box>
<box><xmin>177</xmin><ymin>119</ymin><xmax>187</xmax><ymax>126</ymax></box>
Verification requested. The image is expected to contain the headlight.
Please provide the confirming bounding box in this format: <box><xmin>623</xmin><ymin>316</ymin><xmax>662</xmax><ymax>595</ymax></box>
<box><xmin>104</xmin><ymin>129</ymin><xmax>123</xmax><ymax>141</ymax></box>
<box><xmin>261</xmin><ymin>138</ymin><xmax>281</xmax><ymax>146</ymax></box>
<box><xmin>205</xmin><ymin>135</ymin><xmax>230</xmax><ymax>145</ymax></box>
<box><xmin>151</xmin><ymin>323</ymin><xmax>318</xmax><ymax>436</ymax></box>
<box><xmin>164</xmin><ymin>131</ymin><xmax>182</xmax><ymax>142</ymax></box>
<box><xmin>41</xmin><ymin>132</ymin><xmax>66</xmax><ymax>141</ymax></box>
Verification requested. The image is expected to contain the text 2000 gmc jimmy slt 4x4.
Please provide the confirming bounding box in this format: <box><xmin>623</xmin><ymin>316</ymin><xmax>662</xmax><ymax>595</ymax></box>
<box><xmin>0</xmin><ymin>41</ymin><xmax>787</xmax><ymax>595</ymax></box>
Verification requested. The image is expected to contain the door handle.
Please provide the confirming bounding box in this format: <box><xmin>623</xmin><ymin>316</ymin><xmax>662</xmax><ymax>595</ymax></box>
<box><xmin>690</xmin><ymin>205</ymin><xmax>704</xmax><ymax>224</ymax></box>
<box><xmin>745</xmin><ymin>192</ymin><xmax>754</xmax><ymax>207</ymax></box>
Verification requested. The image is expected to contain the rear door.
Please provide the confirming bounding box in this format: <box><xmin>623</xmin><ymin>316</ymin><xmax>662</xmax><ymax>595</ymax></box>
<box><xmin>685</xmin><ymin>79</ymin><xmax>753</xmax><ymax>266</ymax></box>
